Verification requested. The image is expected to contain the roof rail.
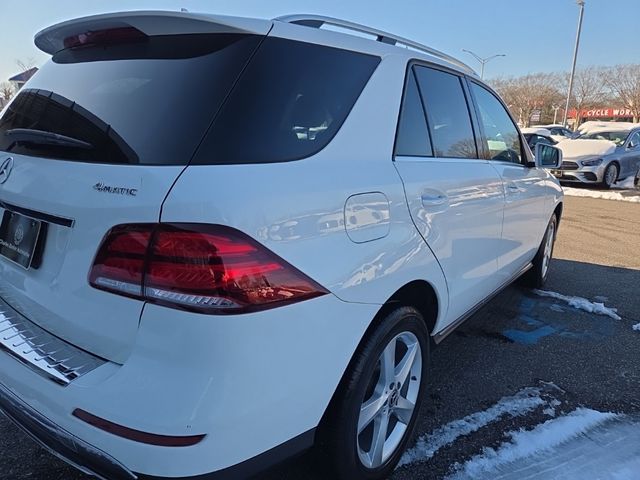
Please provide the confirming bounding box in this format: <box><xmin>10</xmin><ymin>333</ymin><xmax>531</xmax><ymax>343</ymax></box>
<box><xmin>274</xmin><ymin>14</ymin><xmax>477</xmax><ymax>76</ymax></box>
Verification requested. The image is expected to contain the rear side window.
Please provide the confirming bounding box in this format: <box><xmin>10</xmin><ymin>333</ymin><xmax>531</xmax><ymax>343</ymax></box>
<box><xmin>395</xmin><ymin>70</ymin><xmax>432</xmax><ymax>157</ymax></box>
<box><xmin>470</xmin><ymin>82</ymin><xmax>523</xmax><ymax>164</ymax></box>
<box><xmin>193</xmin><ymin>37</ymin><xmax>380</xmax><ymax>165</ymax></box>
<box><xmin>414</xmin><ymin>66</ymin><xmax>477</xmax><ymax>159</ymax></box>
<box><xmin>0</xmin><ymin>34</ymin><xmax>263</xmax><ymax>165</ymax></box>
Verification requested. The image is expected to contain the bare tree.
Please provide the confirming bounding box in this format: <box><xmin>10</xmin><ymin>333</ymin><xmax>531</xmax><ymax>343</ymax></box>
<box><xmin>491</xmin><ymin>73</ymin><xmax>563</xmax><ymax>127</ymax></box>
<box><xmin>0</xmin><ymin>82</ymin><xmax>13</xmax><ymax>101</ymax></box>
<box><xmin>563</xmin><ymin>66</ymin><xmax>608</xmax><ymax>124</ymax></box>
<box><xmin>15</xmin><ymin>57</ymin><xmax>36</xmax><ymax>73</ymax></box>
<box><xmin>605</xmin><ymin>64</ymin><xmax>640</xmax><ymax>122</ymax></box>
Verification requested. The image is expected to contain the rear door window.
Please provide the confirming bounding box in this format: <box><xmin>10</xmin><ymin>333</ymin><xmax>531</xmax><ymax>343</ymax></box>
<box><xmin>470</xmin><ymin>82</ymin><xmax>523</xmax><ymax>164</ymax></box>
<box><xmin>413</xmin><ymin>66</ymin><xmax>478</xmax><ymax>159</ymax></box>
<box><xmin>193</xmin><ymin>37</ymin><xmax>380</xmax><ymax>165</ymax></box>
<box><xmin>0</xmin><ymin>34</ymin><xmax>263</xmax><ymax>165</ymax></box>
<box><xmin>394</xmin><ymin>69</ymin><xmax>432</xmax><ymax>157</ymax></box>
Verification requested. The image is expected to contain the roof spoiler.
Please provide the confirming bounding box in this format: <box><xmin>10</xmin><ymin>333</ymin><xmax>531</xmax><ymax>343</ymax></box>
<box><xmin>35</xmin><ymin>11</ymin><xmax>272</xmax><ymax>55</ymax></box>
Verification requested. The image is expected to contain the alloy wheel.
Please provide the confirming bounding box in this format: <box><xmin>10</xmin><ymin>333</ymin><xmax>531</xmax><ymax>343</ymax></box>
<box><xmin>541</xmin><ymin>221</ymin><xmax>555</xmax><ymax>279</ymax></box>
<box><xmin>605</xmin><ymin>164</ymin><xmax>618</xmax><ymax>187</ymax></box>
<box><xmin>357</xmin><ymin>331</ymin><xmax>422</xmax><ymax>469</ymax></box>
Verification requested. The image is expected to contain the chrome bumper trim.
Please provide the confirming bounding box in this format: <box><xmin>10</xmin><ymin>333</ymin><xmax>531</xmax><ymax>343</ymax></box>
<box><xmin>0</xmin><ymin>296</ymin><xmax>105</xmax><ymax>385</ymax></box>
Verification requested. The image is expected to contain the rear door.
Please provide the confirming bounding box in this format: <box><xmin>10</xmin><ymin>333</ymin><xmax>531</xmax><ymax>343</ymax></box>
<box><xmin>393</xmin><ymin>64</ymin><xmax>505</xmax><ymax>327</ymax></box>
<box><xmin>467</xmin><ymin>80</ymin><xmax>548</xmax><ymax>282</ymax></box>
<box><xmin>622</xmin><ymin>131</ymin><xmax>640</xmax><ymax>178</ymax></box>
<box><xmin>0</xmin><ymin>26</ymin><xmax>265</xmax><ymax>363</ymax></box>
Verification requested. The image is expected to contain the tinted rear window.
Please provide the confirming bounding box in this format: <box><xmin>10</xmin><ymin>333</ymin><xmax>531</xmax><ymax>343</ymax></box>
<box><xmin>0</xmin><ymin>34</ymin><xmax>262</xmax><ymax>165</ymax></box>
<box><xmin>414</xmin><ymin>66</ymin><xmax>478</xmax><ymax>159</ymax></box>
<box><xmin>193</xmin><ymin>37</ymin><xmax>380</xmax><ymax>165</ymax></box>
<box><xmin>395</xmin><ymin>69</ymin><xmax>432</xmax><ymax>157</ymax></box>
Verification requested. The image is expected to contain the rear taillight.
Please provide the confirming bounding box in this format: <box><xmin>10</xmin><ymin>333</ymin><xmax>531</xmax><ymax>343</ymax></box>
<box><xmin>89</xmin><ymin>224</ymin><xmax>328</xmax><ymax>314</ymax></box>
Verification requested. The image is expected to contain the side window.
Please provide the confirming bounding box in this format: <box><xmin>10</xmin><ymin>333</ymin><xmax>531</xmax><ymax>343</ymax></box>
<box><xmin>395</xmin><ymin>70</ymin><xmax>432</xmax><ymax>157</ymax></box>
<box><xmin>470</xmin><ymin>82</ymin><xmax>523</xmax><ymax>164</ymax></box>
<box><xmin>414</xmin><ymin>66</ymin><xmax>478</xmax><ymax>159</ymax></box>
<box><xmin>537</xmin><ymin>135</ymin><xmax>553</xmax><ymax>146</ymax></box>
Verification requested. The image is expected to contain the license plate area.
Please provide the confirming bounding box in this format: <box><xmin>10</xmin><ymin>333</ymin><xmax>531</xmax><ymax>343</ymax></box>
<box><xmin>0</xmin><ymin>210</ymin><xmax>44</xmax><ymax>269</ymax></box>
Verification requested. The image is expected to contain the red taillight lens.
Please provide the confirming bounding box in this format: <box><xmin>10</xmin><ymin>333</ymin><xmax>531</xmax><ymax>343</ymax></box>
<box><xmin>63</xmin><ymin>27</ymin><xmax>147</xmax><ymax>50</ymax></box>
<box><xmin>89</xmin><ymin>224</ymin><xmax>328</xmax><ymax>313</ymax></box>
<box><xmin>89</xmin><ymin>225</ymin><xmax>151</xmax><ymax>297</ymax></box>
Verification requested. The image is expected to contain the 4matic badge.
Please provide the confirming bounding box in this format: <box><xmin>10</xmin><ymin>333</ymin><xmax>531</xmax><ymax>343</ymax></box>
<box><xmin>93</xmin><ymin>182</ymin><xmax>138</xmax><ymax>197</ymax></box>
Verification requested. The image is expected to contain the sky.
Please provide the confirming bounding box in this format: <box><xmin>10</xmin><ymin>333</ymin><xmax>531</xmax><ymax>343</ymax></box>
<box><xmin>1</xmin><ymin>0</ymin><xmax>638</xmax><ymax>84</ymax></box>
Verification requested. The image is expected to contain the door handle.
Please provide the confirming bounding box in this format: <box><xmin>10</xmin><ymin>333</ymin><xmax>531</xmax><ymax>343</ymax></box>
<box><xmin>421</xmin><ymin>193</ymin><xmax>447</xmax><ymax>207</ymax></box>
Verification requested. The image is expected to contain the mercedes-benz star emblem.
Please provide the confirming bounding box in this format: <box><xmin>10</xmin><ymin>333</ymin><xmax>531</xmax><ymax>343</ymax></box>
<box><xmin>0</xmin><ymin>157</ymin><xmax>14</xmax><ymax>184</ymax></box>
<box><xmin>14</xmin><ymin>224</ymin><xmax>24</xmax><ymax>246</ymax></box>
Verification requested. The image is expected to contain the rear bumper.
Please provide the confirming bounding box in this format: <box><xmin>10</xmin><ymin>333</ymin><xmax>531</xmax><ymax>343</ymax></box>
<box><xmin>0</xmin><ymin>293</ymin><xmax>377</xmax><ymax>477</ymax></box>
<box><xmin>0</xmin><ymin>380</ymin><xmax>315</xmax><ymax>480</ymax></box>
<box><xmin>0</xmin><ymin>381</ymin><xmax>135</xmax><ymax>480</ymax></box>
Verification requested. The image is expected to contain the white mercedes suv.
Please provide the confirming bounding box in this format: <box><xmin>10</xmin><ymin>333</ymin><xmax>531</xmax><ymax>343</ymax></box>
<box><xmin>0</xmin><ymin>11</ymin><xmax>563</xmax><ymax>480</ymax></box>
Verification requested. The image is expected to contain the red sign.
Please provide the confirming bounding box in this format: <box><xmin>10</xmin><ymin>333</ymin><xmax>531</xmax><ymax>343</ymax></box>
<box><xmin>568</xmin><ymin>107</ymin><xmax>633</xmax><ymax>119</ymax></box>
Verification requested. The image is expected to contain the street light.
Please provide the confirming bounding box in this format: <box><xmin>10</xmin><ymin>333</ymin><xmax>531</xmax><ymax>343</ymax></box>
<box><xmin>461</xmin><ymin>50</ymin><xmax>506</xmax><ymax>80</ymax></box>
<box><xmin>552</xmin><ymin>104</ymin><xmax>561</xmax><ymax>124</ymax></box>
<box><xmin>562</xmin><ymin>0</ymin><xmax>586</xmax><ymax>128</ymax></box>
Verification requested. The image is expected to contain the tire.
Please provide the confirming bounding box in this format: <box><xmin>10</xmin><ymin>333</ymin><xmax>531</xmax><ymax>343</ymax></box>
<box><xmin>521</xmin><ymin>213</ymin><xmax>557</xmax><ymax>288</ymax></box>
<box><xmin>319</xmin><ymin>307</ymin><xmax>430</xmax><ymax>480</ymax></box>
<box><xmin>601</xmin><ymin>162</ymin><xmax>619</xmax><ymax>189</ymax></box>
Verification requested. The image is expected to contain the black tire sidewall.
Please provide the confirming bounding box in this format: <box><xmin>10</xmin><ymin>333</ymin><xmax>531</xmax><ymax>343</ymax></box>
<box><xmin>522</xmin><ymin>213</ymin><xmax>557</xmax><ymax>288</ymax></box>
<box><xmin>324</xmin><ymin>307</ymin><xmax>430</xmax><ymax>480</ymax></box>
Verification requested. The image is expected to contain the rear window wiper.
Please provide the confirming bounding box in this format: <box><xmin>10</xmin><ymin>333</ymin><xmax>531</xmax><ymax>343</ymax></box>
<box><xmin>5</xmin><ymin>128</ymin><xmax>94</xmax><ymax>150</ymax></box>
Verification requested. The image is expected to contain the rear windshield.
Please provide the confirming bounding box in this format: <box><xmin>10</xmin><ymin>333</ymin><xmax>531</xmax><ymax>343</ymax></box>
<box><xmin>0</xmin><ymin>34</ymin><xmax>262</xmax><ymax>165</ymax></box>
<box><xmin>0</xmin><ymin>35</ymin><xmax>379</xmax><ymax>166</ymax></box>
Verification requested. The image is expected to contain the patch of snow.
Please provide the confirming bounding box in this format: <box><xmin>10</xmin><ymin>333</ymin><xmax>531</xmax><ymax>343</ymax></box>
<box><xmin>549</xmin><ymin>303</ymin><xmax>564</xmax><ymax>313</ymax></box>
<box><xmin>612</xmin><ymin>176</ymin><xmax>637</xmax><ymax>190</ymax></box>
<box><xmin>632</xmin><ymin>323</ymin><xmax>640</xmax><ymax>331</ymax></box>
<box><xmin>557</xmin><ymin>138</ymin><xmax>616</xmax><ymax>158</ymax></box>
<box><xmin>399</xmin><ymin>387</ymin><xmax>545</xmax><ymax>466</ymax></box>
<box><xmin>533</xmin><ymin>289</ymin><xmax>621</xmax><ymax>320</ymax></box>
<box><xmin>521</xmin><ymin>127</ymin><xmax>551</xmax><ymax>136</ymax></box>
<box><xmin>593</xmin><ymin>295</ymin><xmax>609</xmax><ymax>302</ymax></box>
<box><xmin>543</xmin><ymin>407</ymin><xmax>556</xmax><ymax>417</ymax></box>
<box><xmin>562</xmin><ymin>186</ymin><xmax>640</xmax><ymax>203</ymax></box>
<box><xmin>577</xmin><ymin>121</ymin><xmax>637</xmax><ymax>134</ymax></box>
<box><xmin>447</xmin><ymin>410</ymin><xmax>640</xmax><ymax>480</ymax></box>
<box><xmin>448</xmin><ymin>408</ymin><xmax>620</xmax><ymax>479</ymax></box>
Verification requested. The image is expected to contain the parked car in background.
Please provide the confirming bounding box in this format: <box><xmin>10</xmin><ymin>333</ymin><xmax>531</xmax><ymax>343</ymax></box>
<box><xmin>575</xmin><ymin>121</ymin><xmax>636</xmax><ymax>137</ymax></box>
<box><xmin>0</xmin><ymin>11</ymin><xmax>564</xmax><ymax>480</ymax></box>
<box><xmin>537</xmin><ymin>124</ymin><xmax>575</xmax><ymax>142</ymax></box>
<box><xmin>521</xmin><ymin>127</ymin><xmax>558</xmax><ymax>151</ymax></box>
<box><xmin>554</xmin><ymin>124</ymin><xmax>640</xmax><ymax>188</ymax></box>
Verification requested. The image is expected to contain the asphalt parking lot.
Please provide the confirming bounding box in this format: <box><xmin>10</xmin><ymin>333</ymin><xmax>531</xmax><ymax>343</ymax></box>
<box><xmin>1</xmin><ymin>195</ymin><xmax>639</xmax><ymax>480</ymax></box>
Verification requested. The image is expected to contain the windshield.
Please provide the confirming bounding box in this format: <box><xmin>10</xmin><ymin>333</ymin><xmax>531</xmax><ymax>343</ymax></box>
<box><xmin>0</xmin><ymin>34</ymin><xmax>262</xmax><ymax>165</ymax></box>
<box><xmin>581</xmin><ymin>130</ymin><xmax>629</xmax><ymax>146</ymax></box>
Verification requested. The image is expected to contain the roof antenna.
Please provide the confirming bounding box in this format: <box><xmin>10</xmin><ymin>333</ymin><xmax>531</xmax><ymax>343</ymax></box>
<box><xmin>181</xmin><ymin>7</ymin><xmax>188</xmax><ymax>12</ymax></box>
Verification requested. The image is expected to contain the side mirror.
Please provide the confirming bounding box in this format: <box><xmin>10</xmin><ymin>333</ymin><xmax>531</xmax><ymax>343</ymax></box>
<box><xmin>535</xmin><ymin>143</ymin><xmax>562</xmax><ymax>169</ymax></box>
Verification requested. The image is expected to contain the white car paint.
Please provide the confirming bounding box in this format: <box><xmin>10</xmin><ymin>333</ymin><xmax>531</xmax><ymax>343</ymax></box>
<box><xmin>0</xmin><ymin>10</ymin><xmax>564</xmax><ymax>479</ymax></box>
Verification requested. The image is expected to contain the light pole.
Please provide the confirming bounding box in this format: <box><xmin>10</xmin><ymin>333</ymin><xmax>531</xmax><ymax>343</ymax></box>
<box><xmin>552</xmin><ymin>104</ymin><xmax>561</xmax><ymax>124</ymax></box>
<box><xmin>562</xmin><ymin>0</ymin><xmax>586</xmax><ymax>128</ymax></box>
<box><xmin>462</xmin><ymin>50</ymin><xmax>506</xmax><ymax>80</ymax></box>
